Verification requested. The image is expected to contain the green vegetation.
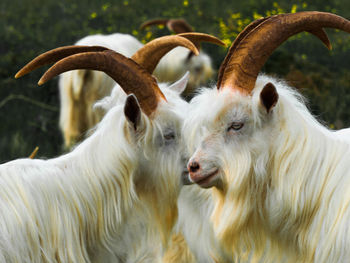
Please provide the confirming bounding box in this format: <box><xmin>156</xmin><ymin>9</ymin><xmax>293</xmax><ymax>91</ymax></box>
<box><xmin>1</xmin><ymin>0</ymin><xmax>349</xmax><ymax>162</ymax></box>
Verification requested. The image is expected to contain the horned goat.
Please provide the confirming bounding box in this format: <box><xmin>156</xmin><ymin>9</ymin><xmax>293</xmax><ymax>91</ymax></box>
<box><xmin>6</xmin><ymin>36</ymin><xmax>196</xmax><ymax>263</ymax></box>
<box><xmin>185</xmin><ymin>12</ymin><xmax>350</xmax><ymax>262</ymax></box>
<box><xmin>58</xmin><ymin>31</ymin><xmax>224</xmax><ymax>148</ymax></box>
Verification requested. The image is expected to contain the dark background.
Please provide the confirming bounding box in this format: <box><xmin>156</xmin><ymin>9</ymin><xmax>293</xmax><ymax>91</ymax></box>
<box><xmin>1</xmin><ymin>0</ymin><xmax>350</xmax><ymax>162</ymax></box>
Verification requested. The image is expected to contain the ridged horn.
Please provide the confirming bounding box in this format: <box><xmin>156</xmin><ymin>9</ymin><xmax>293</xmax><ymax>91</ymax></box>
<box><xmin>38</xmin><ymin>50</ymin><xmax>165</xmax><ymax>116</ymax></box>
<box><xmin>131</xmin><ymin>35</ymin><xmax>199</xmax><ymax>74</ymax></box>
<box><xmin>15</xmin><ymin>46</ymin><xmax>109</xmax><ymax>78</ymax></box>
<box><xmin>218</xmin><ymin>11</ymin><xmax>350</xmax><ymax>94</ymax></box>
<box><xmin>141</xmin><ymin>18</ymin><xmax>193</xmax><ymax>33</ymax></box>
<box><xmin>217</xmin><ymin>17</ymin><xmax>271</xmax><ymax>89</ymax></box>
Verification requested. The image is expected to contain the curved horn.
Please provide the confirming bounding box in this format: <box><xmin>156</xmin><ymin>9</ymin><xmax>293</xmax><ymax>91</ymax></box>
<box><xmin>218</xmin><ymin>11</ymin><xmax>350</xmax><ymax>94</ymax></box>
<box><xmin>38</xmin><ymin>50</ymin><xmax>165</xmax><ymax>116</ymax></box>
<box><xmin>141</xmin><ymin>18</ymin><xmax>193</xmax><ymax>33</ymax></box>
<box><xmin>217</xmin><ymin>17</ymin><xmax>271</xmax><ymax>89</ymax></box>
<box><xmin>178</xmin><ymin>32</ymin><xmax>226</xmax><ymax>51</ymax></box>
<box><xmin>167</xmin><ymin>19</ymin><xmax>194</xmax><ymax>33</ymax></box>
<box><xmin>217</xmin><ymin>16</ymin><xmax>332</xmax><ymax>90</ymax></box>
<box><xmin>131</xmin><ymin>35</ymin><xmax>199</xmax><ymax>74</ymax></box>
<box><xmin>15</xmin><ymin>46</ymin><xmax>109</xmax><ymax>78</ymax></box>
<box><xmin>140</xmin><ymin>19</ymin><xmax>169</xmax><ymax>30</ymax></box>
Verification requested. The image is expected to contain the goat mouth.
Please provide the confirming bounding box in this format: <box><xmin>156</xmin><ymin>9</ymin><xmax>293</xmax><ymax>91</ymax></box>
<box><xmin>194</xmin><ymin>168</ymin><xmax>219</xmax><ymax>188</ymax></box>
<box><xmin>182</xmin><ymin>170</ymin><xmax>193</xmax><ymax>185</ymax></box>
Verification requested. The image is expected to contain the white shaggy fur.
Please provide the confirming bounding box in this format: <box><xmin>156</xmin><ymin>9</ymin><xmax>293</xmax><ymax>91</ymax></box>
<box><xmin>184</xmin><ymin>75</ymin><xmax>350</xmax><ymax>262</ymax></box>
<box><xmin>170</xmin><ymin>185</ymin><xmax>232</xmax><ymax>263</ymax></box>
<box><xmin>59</xmin><ymin>33</ymin><xmax>214</xmax><ymax>148</ymax></box>
<box><xmin>0</xmin><ymin>80</ymin><xmax>189</xmax><ymax>262</ymax></box>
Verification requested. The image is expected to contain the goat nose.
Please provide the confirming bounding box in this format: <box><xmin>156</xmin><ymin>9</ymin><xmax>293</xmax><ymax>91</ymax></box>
<box><xmin>188</xmin><ymin>160</ymin><xmax>200</xmax><ymax>173</ymax></box>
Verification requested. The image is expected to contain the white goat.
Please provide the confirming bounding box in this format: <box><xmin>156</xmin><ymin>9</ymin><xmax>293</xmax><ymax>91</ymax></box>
<box><xmin>59</xmin><ymin>31</ymin><xmax>224</xmax><ymax>148</ymax></box>
<box><xmin>7</xmin><ymin>44</ymin><xmax>191</xmax><ymax>262</ymax></box>
<box><xmin>185</xmin><ymin>12</ymin><xmax>350</xmax><ymax>262</ymax></box>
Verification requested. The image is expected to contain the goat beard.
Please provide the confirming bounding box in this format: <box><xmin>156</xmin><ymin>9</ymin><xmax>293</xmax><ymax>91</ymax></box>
<box><xmin>210</xmin><ymin>149</ymin><xmax>270</xmax><ymax>261</ymax></box>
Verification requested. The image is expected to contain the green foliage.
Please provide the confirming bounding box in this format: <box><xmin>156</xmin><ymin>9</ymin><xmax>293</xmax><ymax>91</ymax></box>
<box><xmin>0</xmin><ymin>0</ymin><xmax>349</xmax><ymax>162</ymax></box>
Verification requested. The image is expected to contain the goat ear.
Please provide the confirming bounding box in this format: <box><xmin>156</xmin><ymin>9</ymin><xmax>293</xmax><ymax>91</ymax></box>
<box><xmin>260</xmin><ymin>82</ymin><xmax>279</xmax><ymax>113</ymax></box>
<box><xmin>124</xmin><ymin>94</ymin><xmax>141</xmax><ymax>130</ymax></box>
<box><xmin>168</xmin><ymin>71</ymin><xmax>190</xmax><ymax>95</ymax></box>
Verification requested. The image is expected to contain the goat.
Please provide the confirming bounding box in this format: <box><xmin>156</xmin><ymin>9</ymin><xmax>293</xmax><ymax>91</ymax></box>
<box><xmin>6</xmin><ymin>38</ymin><xmax>193</xmax><ymax>262</ymax></box>
<box><xmin>141</xmin><ymin>18</ymin><xmax>218</xmax><ymax>96</ymax></box>
<box><xmin>57</xmin><ymin>32</ymin><xmax>224</xmax><ymax>148</ymax></box>
<box><xmin>185</xmin><ymin>12</ymin><xmax>350</xmax><ymax>262</ymax></box>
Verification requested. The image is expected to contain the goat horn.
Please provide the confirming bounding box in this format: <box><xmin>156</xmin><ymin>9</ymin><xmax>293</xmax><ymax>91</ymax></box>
<box><xmin>141</xmin><ymin>18</ymin><xmax>193</xmax><ymax>33</ymax></box>
<box><xmin>167</xmin><ymin>19</ymin><xmax>194</xmax><ymax>33</ymax></box>
<box><xmin>131</xmin><ymin>35</ymin><xmax>199</xmax><ymax>74</ymax></box>
<box><xmin>140</xmin><ymin>19</ymin><xmax>170</xmax><ymax>30</ymax></box>
<box><xmin>29</xmin><ymin>146</ymin><xmax>39</xmax><ymax>159</ymax></box>
<box><xmin>178</xmin><ymin>32</ymin><xmax>226</xmax><ymax>51</ymax></box>
<box><xmin>15</xmin><ymin>46</ymin><xmax>109</xmax><ymax>78</ymax></box>
<box><xmin>218</xmin><ymin>11</ymin><xmax>350</xmax><ymax>94</ymax></box>
<box><xmin>217</xmin><ymin>17</ymin><xmax>271</xmax><ymax>89</ymax></box>
<box><xmin>38</xmin><ymin>50</ymin><xmax>165</xmax><ymax>116</ymax></box>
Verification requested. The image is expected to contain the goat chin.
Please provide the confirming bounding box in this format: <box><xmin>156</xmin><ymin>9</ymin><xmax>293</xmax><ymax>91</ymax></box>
<box><xmin>183</xmin><ymin>74</ymin><xmax>350</xmax><ymax>262</ymax></box>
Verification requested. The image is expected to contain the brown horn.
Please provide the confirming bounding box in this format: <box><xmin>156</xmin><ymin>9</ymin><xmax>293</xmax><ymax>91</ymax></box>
<box><xmin>178</xmin><ymin>32</ymin><xmax>226</xmax><ymax>51</ymax></box>
<box><xmin>167</xmin><ymin>19</ymin><xmax>194</xmax><ymax>33</ymax></box>
<box><xmin>217</xmin><ymin>17</ymin><xmax>271</xmax><ymax>89</ymax></box>
<box><xmin>15</xmin><ymin>46</ymin><xmax>109</xmax><ymax>78</ymax></box>
<box><xmin>131</xmin><ymin>35</ymin><xmax>199</xmax><ymax>74</ymax></box>
<box><xmin>140</xmin><ymin>19</ymin><xmax>170</xmax><ymax>30</ymax></box>
<box><xmin>38</xmin><ymin>50</ymin><xmax>165</xmax><ymax>116</ymax></box>
<box><xmin>29</xmin><ymin>146</ymin><xmax>39</xmax><ymax>159</ymax></box>
<box><xmin>218</xmin><ymin>11</ymin><xmax>350</xmax><ymax>94</ymax></box>
<box><xmin>140</xmin><ymin>18</ymin><xmax>193</xmax><ymax>33</ymax></box>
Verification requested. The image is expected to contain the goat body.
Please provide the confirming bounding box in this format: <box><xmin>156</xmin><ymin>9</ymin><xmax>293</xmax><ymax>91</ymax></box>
<box><xmin>185</xmin><ymin>75</ymin><xmax>350</xmax><ymax>262</ymax></box>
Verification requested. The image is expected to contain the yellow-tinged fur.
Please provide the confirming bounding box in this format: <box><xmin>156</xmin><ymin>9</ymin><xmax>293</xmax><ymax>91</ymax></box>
<box><xmin>163</xmin><ymin>233</ymin><xmax>196</xmax><ymax>263</ymax></box>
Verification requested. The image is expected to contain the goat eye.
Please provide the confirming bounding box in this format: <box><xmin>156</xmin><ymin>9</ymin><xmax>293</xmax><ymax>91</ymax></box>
<box><xmin>227</xmin><ymin>122</ymin><xmax>244</xmax><ymax>131</ymax></box>
<box><xmin>164</xmin><ymin>133</ymin><xmax>175</xmax><ymax>141</ymax></box>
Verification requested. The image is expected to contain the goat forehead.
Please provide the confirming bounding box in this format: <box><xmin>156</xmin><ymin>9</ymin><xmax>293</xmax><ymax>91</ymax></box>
<box><xmin>191</xmin><ymin>53</ymin><xmax>210</xmax><ymax>64</ymax></box>
<box><xmin>159</xmin><ymin>93</ymin><xmax>189</xmax><ymax>119</ymax></box>
<box><xmin>189</xmin><ymin>89</ymin><xmax>250</xmax><ymax>126</ymax></box>
<box><xmin>155</xmin><ymin>104</ymin><xmax>182</xmax><ymax>127</ymax></box>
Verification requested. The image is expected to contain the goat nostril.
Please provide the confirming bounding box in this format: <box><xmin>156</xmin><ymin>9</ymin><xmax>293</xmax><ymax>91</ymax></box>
<box><xmin>189</xmin><ymin>161</ymin><xmax>200</xmax><ymax>173</ymax></box>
